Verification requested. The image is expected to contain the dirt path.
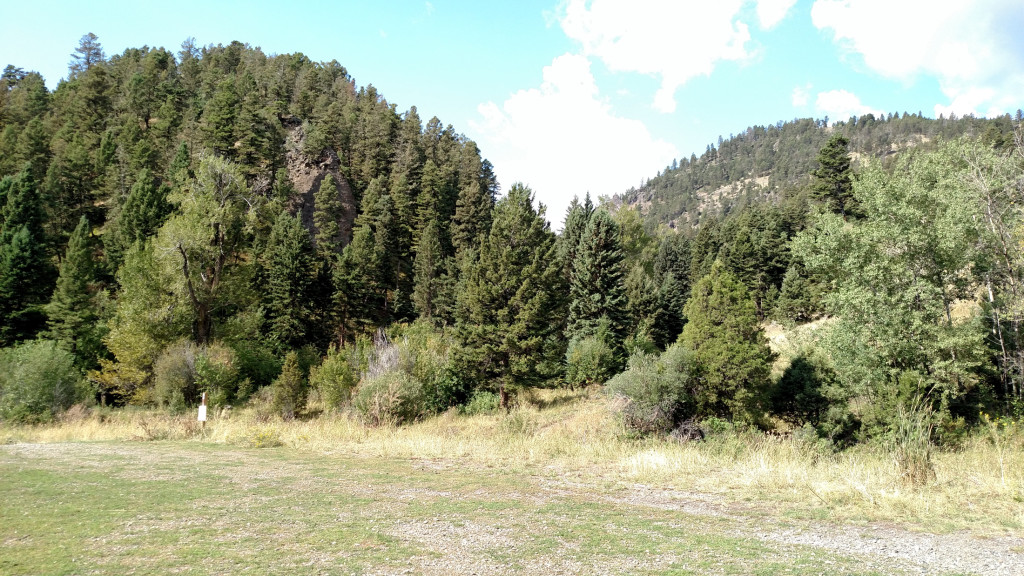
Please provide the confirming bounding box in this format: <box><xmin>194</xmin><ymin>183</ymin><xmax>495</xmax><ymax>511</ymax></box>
<box><xmin>593</xmin><ymin>482</ymin><xmax>1024</xmax><ymax>576</ymax></box>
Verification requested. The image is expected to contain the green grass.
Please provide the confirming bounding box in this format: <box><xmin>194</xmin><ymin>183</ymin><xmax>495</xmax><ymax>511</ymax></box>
<box><xmin>1</xmin><ymin>442</ymin><xmax>902</xmax><ymax>575</ymax></box>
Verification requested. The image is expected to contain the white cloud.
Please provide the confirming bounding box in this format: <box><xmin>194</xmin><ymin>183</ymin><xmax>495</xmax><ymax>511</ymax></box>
<box><xmin>559</xmin><ymin>0</ymin><xmax>754</xmax><ymax>113</ymax></box>
<box><xmin>470</xmin><ymin>53</ymin><xmax>678</xmax><ymax>229</ymax></box>
<box><xmin>812</xmin><ymin>0</ymin><xmax>1024</xmax><ymax>117</ymax></box>
<box><xmin>815</xmin><ymin>89</ymin><xmax>882</xmax><ymax>123</ymax></box>
<box><xmin>791</xmin><ymin>84</ymin><xmax>811</xmax><ymax>107</ymax></box>
<box><xmin>756</xmin><ymin>0</ymin><xmax>797</xmax><ymax>29</ymax></box>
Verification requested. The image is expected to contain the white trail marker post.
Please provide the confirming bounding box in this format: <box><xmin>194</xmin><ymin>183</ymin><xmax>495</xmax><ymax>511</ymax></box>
<box><xmin>198</xmin><ymin>392</ymin><xmax>207</xmax><ymax>430</ymax></box>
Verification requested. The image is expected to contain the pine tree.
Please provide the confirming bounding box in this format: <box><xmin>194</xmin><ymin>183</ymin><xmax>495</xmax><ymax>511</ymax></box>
<box><xmin>454</xmin><ymin>184</ymin><xmax>563</xmax><ymax>406</ymax></box>
<box><xmin>567</xmin><ymin>209</ymin><xmax>627</xmax><ymax>347</ymax></box>
<box><xmin>333</xmin><ymin>177</ymin><xmax>396</xmax><ymax>334</ymax></box>
<box><xmin>680</xmin><ymin>260</ymin><xmax>774</xmax><ymax>422</ymax></box>
<box><xmin>0</xmin><ymin>227</ymin><xmax>52</xmax><ymax>345</ymax></box>
<box><xmin>558</xmin><ymin>194</ymin><xmax>594</xmax><ymax>280</ymax></box>
<box><xmin>451</xmin><ymin>179</ymin><xmax>491</xmax><ymax>257</ymax></box>
<box><xmin>120</xmin><ymin>169</ymin><xmax>171</xmax><ymax>245</ymax></box>
<box><xmin>69</xmin><ymin>33</ymin><xmax>105</xmax><ymax>78</ymax></box>
<box><xmin>689</xmin><ymin>216</ymin><xmax>721</xmax><ymax>286</ymax></box>
<box><xmin>263</xmin><ymin>211</ymin><xmax>317</xmax><ymax>351</ymax></box>
<box><xmin>200</xmin><ymin>77</ymin><xmax>240</xmax><ymax>157</ymax></box>
<box><xmin>650</xmin><ymin>233</ymin><xmax>691</xmax><ymax>347</ymax></box>
<box><xmin>313</xmin><ymin>174</ymin><xmax>343</xmax><ymax>256</ymax></box>
<box><xmin>774</xmin><ymin>262</ymin><xmax>818</xmax><ymax>324</ymax></box>
<box><xmin>812</xmin><ymin>133</ymin><xmax>855</xmax><ymax>219</ymax></box>
<box><xmin>272</xmin><ymin>350</ymin><xmax>306</xmax><ymax>420</ymax></box>
<box><xmin>0</xmin><ymin>166</ymin><xmax>54</xmax><ymax>345</ymax></box>
<box><xmin>412</xmin><ymin>219</ymin><xmax>445</xmax><ymax>320</ymax></box>
<box><xmin>45</xmin><ymin>216</ymin><xmax>105</xmax><ymax>367</ymax></box>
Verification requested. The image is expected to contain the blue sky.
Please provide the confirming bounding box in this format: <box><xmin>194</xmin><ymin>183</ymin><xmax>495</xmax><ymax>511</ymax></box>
<box><xmin>3</xmin><ymin>0</ymin><xmax>1023</xmax><ymax>226</ymax></box>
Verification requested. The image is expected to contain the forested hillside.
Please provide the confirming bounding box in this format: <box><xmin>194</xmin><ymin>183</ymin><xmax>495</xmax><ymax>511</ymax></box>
<box><xmin>1</xmin><ymin>35</ymin><xmax>1022</xmax><ymax>453</ymax></box>
<box><xmin>621</xmin><ymin>113</ymin><xmax>1020</xmax><ymax>232</ymax></box>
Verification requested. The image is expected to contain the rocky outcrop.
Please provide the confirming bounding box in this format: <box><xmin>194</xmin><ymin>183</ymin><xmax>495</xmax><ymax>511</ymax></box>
<box><xmin>283</xmin><ymin>119</ymin><xmax>357</xmax><ymax>247</ymax></box>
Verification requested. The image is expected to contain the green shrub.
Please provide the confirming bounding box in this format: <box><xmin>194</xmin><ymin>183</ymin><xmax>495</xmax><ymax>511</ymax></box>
<box><xmin>271</xmin><ymin>351</ymin><xmax>306</xmax><ymax>420</ymax></box>
<box><xmin>353</xmin><ymin>371</ymin><xmax>424</xmax><ymax>426</ymax></box>
<box><xmin>152</xmin><ymin>341</ymin><xmax>196</xmax><ymax>411</ymax></box>
<box><xmin>231</xmin><ymin>340</ymin><xmax>282</xmax><ymax>396</ymax></box>
<box><xmin>0</xmin><ymin>340</ymin><xmax>83</xmax><ymax>423</ymax></box>
<box><xmin>310</xmin><ymin>345</ymin><xmax>357</xmax><ymax>411</ymax></box>
<box><xmin>153</xmin><ymin>341</ymin><xmax>239</xmax><ymax>409</ymax></box>
<box><xmin>461</xmin><ymin>390</ymin><xmax>500</xmax><ymax>415</ymax></box>
<box><xmin>422</xmin><ymin>363</ymin><xmax>468</xmax><ymax>413</ymax></box>
<box><xmin>605</xmin><ymin>344</ymin><xmax>696</xmax><ymax>435</ymax></box>
<box><xmin>565</xmin><ymin>336</ymin><xmax>617</xmax><ymax>388</ymax></box>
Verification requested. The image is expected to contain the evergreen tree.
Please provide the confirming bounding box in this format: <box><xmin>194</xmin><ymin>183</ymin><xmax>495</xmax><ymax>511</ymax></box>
<box><xmin>69</xmin><ymin>33</ymin><xmax>105</xmax><ymax>78</ymax></box>
<box><xmin>412</xmin><ymin>219</ymin><xmax>445</xmax><ymax>320</ymax></box>
<box><xmin>272</xmin><ymin>350</ymin><xmax>306</xmax><ymax>420</ymax></box>
<box><xmin>0</xmin><ymin>226</ymin><xmax>52</xmax><ymax>345</ymax></box>
<box><xmin>773</xmin><ymin>262</ymin><xmax>818</xmax><ymax>324</ymax></box>
<box><xmin>451</xmin><ymin>179</ymin><xmax>492</xmax><ymax>257</ymax></box>
<box><xmin>558</xmin><ymin>194</ymin><xmax>594</xmax><ymax>281</ymax></box>
<box><xmin>45</xmin><ymin>216</ymin><xmax>105</xmax><ymax>367</ymax></box>
<box><xmin>0</xmin><ymin>166</ymin><xmax>54</xmax><ymax>345</ymax></box>
<box><xmin>650</xmin><ymin>233</ymin><xmax>691</xmax><ymax>347</ymax></box>
<box><xmin>333</xmin><ymin>177</ymin><xmax>395</xmax><ymax>335</ymax></box>
<box><xmin>689</xmin><ymin>216</ymin><xmax>721</xmax><ymax>287</ymax></box>
<box><xmin>200</xmin><ymin>77</ymin><xmax>240</xmax><ymax>157</ymax></box>
<box><xmin>119</xmin><ymin>169</ymin><xmax>171</xmax><ymax>246</ymax></box>
<box><xmin>313</xmin><ymin>174</ymin><xmax>343</xmax><ymax>256</ymax></box>
<box><xmin>811</xmin><ymin>133</ymin><xmax>855</xmax><ymax>219</ymax></box>
<box><xmin>680</xmin><ymin>260</ymin><xmax>774</xmax><ymax>422</ymax></box>
<box><xmin>566</xmin><ymin>209</ymin><xmax>627</xmax><ymax>347</ymax></box>
<box><xmin>454</xmin><ymin>184</ymin><xmax>563</xmax><ymax>407</ymax></box>
<box><xmin>263</xmin><ymin>211</ymin><xmax>317</xmax><ymax>351</ymax></box>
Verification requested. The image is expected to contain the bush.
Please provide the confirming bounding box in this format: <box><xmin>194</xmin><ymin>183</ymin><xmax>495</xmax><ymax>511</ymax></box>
<box><xmin>152</xmin><ymin>341</ymin><xmax>240</xmax><ymax>410</ymax></box>
<box><xmin>422</xmin><ymin>363</ymin><xmax>468</xmax><ymax>413</ymax></box>
<box><xmin>565</xmin><ymin>336</ymin><xmax>617</xmax><ymax>388</ymax></box>
<box><xmin>152</xmin><ymin>341</ymin><xmax>197</xmax><ymax>411</ymax></box>
<box><xmin>310</xmin><ymin>345</ymin><xmax>357</xmax><ymax>411</ymax></box>
<box><xmin>272</xmin><ymin>351</ymin><xmax>306</xmax><ymax>420</ymax></box>
<box><xmin>231</xmin><ymin>340</ymin><xmax>282</xmax><ymax>397</ymax></box>
<box><xmin>0</xmin><ymin>340</ymin><xmax>83</xmax><ymax>423</ymax></box>
<box><xmin>461</xmin><ymin>390</ymin><xmax>500</xmax><ymax>415</ymax></box>
<box><xmin>353</xmin><ymin>371</ymin><xmax>424</xmax><ymax>426</ymax></box>
<box><xmin>605</xmin><ymin>344</ymin><xmax>696</xmax><ymax>435</ymax></box>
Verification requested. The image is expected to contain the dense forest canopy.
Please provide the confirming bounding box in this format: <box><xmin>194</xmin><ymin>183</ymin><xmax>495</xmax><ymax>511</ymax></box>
<box><xmin>1</xmin><ymin>34</ymin><xmax>1022</xmax><ymax>449</ymax></box>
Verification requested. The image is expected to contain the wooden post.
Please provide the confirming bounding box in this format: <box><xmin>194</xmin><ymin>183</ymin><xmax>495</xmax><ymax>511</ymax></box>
<box><xmin>198</xmin><ymin>392</ymin><xmax>207</xmax><ymax>430</ymax></box>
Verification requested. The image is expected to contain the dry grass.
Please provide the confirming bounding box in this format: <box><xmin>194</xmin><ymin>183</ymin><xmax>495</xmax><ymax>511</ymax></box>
<box><xmin>3</xmin><ymin>388</ymin><xmax>1023</xmax><ymax>536</ymax></box>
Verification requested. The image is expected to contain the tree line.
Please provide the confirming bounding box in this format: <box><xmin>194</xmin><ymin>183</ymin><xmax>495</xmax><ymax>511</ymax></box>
<box><xmin>0</xmin><ymin>35</ymin><xmax>1021</xmax><ymax>447</ymax></box>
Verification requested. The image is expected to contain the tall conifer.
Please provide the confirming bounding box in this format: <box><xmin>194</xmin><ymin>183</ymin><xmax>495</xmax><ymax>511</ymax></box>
<box><xmin>454</xmin><ymin>184</ymin><xmax>563</xmax><ymax>406</ymax></box>
<box><xmin>46</xmin><ymin>216</ymin><xmax>104</xmax><ymax>367</ymax></box>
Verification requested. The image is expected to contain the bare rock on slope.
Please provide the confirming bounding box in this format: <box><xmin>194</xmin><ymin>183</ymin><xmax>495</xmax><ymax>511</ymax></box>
<box><xmin>283</xmin><ymin>117</ymin><xmax>357</xmax><ymax>248</ymax></box>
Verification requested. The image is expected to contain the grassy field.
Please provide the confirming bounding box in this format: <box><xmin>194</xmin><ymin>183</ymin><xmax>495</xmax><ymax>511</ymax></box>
<box><xmin>2</xmin><ymin>389</ymin><xmax>1023</xmax><ymax>575</ymax></box>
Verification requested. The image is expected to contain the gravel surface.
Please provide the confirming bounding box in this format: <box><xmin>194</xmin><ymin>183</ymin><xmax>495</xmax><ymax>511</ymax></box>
<box><xmin>594</xmin><ymin>482</ymin><xmax>1024</xmax><ymax>576</ymax></box>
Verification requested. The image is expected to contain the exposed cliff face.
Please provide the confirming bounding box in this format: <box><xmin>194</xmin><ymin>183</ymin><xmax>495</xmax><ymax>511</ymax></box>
<box><xmin>283</xmin><ymin>119</ymin><xmax>357</xmax><ymax>247</ymax></box>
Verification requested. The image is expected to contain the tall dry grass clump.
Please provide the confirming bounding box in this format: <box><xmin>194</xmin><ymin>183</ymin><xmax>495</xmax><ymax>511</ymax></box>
<box><xmin>2</xmin><ymin>387</ymin><xmax>1022</xmax><ymax>534</ymax></box>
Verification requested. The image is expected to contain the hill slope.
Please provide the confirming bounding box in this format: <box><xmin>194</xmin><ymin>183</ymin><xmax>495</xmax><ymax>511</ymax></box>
<box><xmin>618</xmin><ymin>112</ymin><xmax>1019</xmax><ymax>231</ymax></box>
